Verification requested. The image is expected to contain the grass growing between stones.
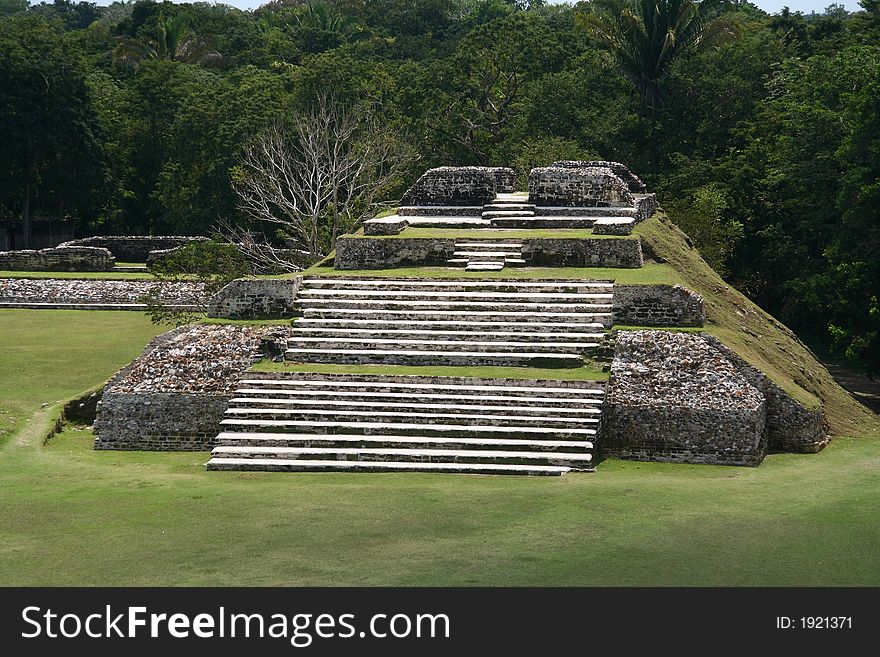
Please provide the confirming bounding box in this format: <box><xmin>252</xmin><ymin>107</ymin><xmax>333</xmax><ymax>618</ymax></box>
<box><xmin>0</xmin><ymin>308</ymin><xmax>878</xmax><ymax>586</ymax></box>
<box><xmin>386</xmin><ymin>228</ymin><xmax>635</xmax><ymax>240</ymax></box>
<box><xmin>637</xmin><ymin>213</ymin><xmax>876</xmax><ymax>434</ymax></box>
<box><xmin>297</xmin><ymin>263</ymin><xmax>683</xmax><ymax>285</ymax></box>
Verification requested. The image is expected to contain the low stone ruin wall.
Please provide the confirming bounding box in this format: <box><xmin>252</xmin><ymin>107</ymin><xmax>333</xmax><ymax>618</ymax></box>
<box><xmin>60</xmin><ymin>236</ymin><xmax>208</xmax><ymax>262</ymax></box>
<box><xmin>521</xmin><ymin>238</ymin><xmax>643</xmax><ymax>268</ymax></box>
<box><xmin>400</xmin><ymin>166</ymin><xmax>497</xmax><ymax>206</ymax></box>
<box><xmin>529</xmin><ymin>166</ymin><xmax>635</xmax><ymax>207</ymax></box>
<box><xmin>0</xmin><ymin>278</ymin><xmax>205</xmax><ymax>308</ymax></box>
<box><xmin>333</xmin><ymin>236</ymin><xmax>644</xmax><ymax>269</ymax></box>
<box><xmin>94</xmin><ymin>324</ymin><xmax>290</xmax><ymax>450</ymax></box>
<box><xmin>602</xmin><ymin>330</ymin><xmax>767</xmax><ymax>466</ymax></box>
<box><xmin>334</xmin><ymin>237</ymin><xmax>457</xmax><ymax>269</ymax></box>
<box><xmin>634</xmin><ymin>194</ymin><xmax>658</xmax><ymax>222</ymax></box>
<box><xmin>613</xmin><ymin>284</ymin><xmax>706</xmax><ymax>326</ymax></box>
<box><xmin>208</xmin><ymin>277</ymin><xmax>303</xmax><ymax>319</ymax></box>
<box><xmin>552</xmin><ymin>160</ymin><xmax>647</xmax><ymax>193</ymax></box>
<box><xmin>488</xmin><ymin>167</ymin><xmax>516</xmax><ymax>193</ymax></box>
<box><xmin>0</xmin><ymin>246</ymin><xmax>114</xmax><ymax>271</ymax></box>
<box><xmin>703</xmin><ymin>336</ymin><xmax>828</xmax><ymax>453</ymax></box>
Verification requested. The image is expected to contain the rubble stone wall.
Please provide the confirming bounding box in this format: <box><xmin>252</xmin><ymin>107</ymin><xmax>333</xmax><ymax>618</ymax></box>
<box><xmin>0</xmin><ymin>246</ymin><xmax>114</xmax><ymax>271</ymax></box>
<box><xmin>208</xmin><ymin>277</ymin><xmax>302</xmax><ymax>319</ymax></box>
<box><xmin>529</xmin><ymin>166</ymin><xmax>635</xmax><ymax>207</ymax></box>
<box><xmin>60</xmin><ymin>236</ymin><xmax>208</xmax><ymax>262</ymax></box>
<box><xmin>602</xmin><ymin>330</ymin><xmax>768</xmax><ymax>466</ymax></box>
<box><xmin>613</xmin><ymin>284</ymin><xmax>706</xmax><ymax>327</ymax></box>
<box><xmin>552</xmin><ymin>160</ymin><xmax>647</xmax><ymax>192</ymax></box>
<box><xmin>400</xmin><ymin>166</ymin><xmax>497</xmax><ymax>206</ymax></box>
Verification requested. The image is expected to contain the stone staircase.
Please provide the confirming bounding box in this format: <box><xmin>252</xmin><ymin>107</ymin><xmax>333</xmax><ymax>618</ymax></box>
<box><xmin>481</xmin><ymin>193</ymin><xmax>537</xmax><ymax>224</ymax></box>
<box><xmin>207</xmin><ymin>373</ymin><xmax>604</xmax><ymax>475</ymax></box>
<box><xmin>286</xmin><ymin>276</ymin><xmax>613</xmax><ymax>367</ymax></box>
<box><xmin>447</xmin><ymin>240</ymin><xmax>525</xmax><ymax>271</ymax></box>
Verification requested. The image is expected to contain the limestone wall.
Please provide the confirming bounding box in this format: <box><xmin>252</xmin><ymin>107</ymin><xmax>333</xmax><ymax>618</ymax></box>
<box><xmin>60</xmin><ymin>236</ymin><xmax>208</xmax><ymax>262</ymax></box>
<box><xmin>602</xmin><ymin>330</ymin><xmax>768</xmax><ymax>466</ymax></box>
<box><xmin>552</xmin><ymin>160</ymin><xmax>647</xmax><ymax>193</ymax></box>
<box><xmin>208</xmin><ymin>277</ymin><xmax>303</xmax><ymax>319</ymax></box>
<box><xmin>0</xmin><ymin>246</ymin><xmax>114</xmax><ymax>271</ymax></box>
<box><xmin>703</xmin><ymin>335</ymin><xmax>828</xmax><ymax>453</ymax></box>
<box><xmin>521</xmin><ymin>238</ymin><xmax>643</xmax><ymax>268</ymax></box>
<box><xmin>613</xmin><ymin>284</ymin><xmax>706</xmax><ymax>326</ymax></box>
<box><xmin>400</xmin><ymin>167</ymin><xmax>496</xmax><ymax>206</ymax></box>
<box><xmin>334</xmin><ymin>236</ymin><xmax>643</xmax><ymax>269</ymax></box>
<box><xmin>334</xmin><ymin>237</ymin><xmax>457</xmax><ymax>269</ymax></box>
<box><xmin>529</xmin><ymin>166</ymin><xmax>635</xmax><ymax>207</ymax></box>
<box><xmin>487</xmin><ymin>167</ymin><xmax>516</xmax><ymax>193</ymax></box>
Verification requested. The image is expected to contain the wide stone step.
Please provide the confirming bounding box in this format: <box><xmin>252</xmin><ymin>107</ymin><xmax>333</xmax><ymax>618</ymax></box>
<box><xmin>215</xmin><ymin>431</ymin><xmax>594</xmax><ymax>452</ymax></box>
<box><xmin>219</xmin><ymin>418</ymin><xmax>597</xmax><ymax>440</ymax></box>
<box><xmin>283</xmin><ymin>348</ymin><xmax>585</xmax><ymax>367</ymax></box>
<box><xmin>452</xmin><ymin>251</ymin><xmax>521</xmax><ymax>259</ymax></box>
<box><xmin>234</xmin><ymin>388</ymin><xmax>605</xmax><ymax>407</ymax></box>
<box><xmin>300</xmin><ymin>279</ymin><xmax>614</xmax><ymax>293</ymax></box>
<box><xmin>293</xmin><ymin>318</ymin><xmax>608</xmax><ymax>331</ymax></box>
<box><xmin>298</xmin><ymin>289</ymin><xmax>609</xmax><ymax>301</ymax></box>
<box><xmin>238</xmin><ymin>378</ymin><xmax>605</xmax><ymax>398</ymax></box>
<box><xmin>489</xmin><ymin>216</ymin><xmax>597</xmax><ymax>228</ymax></box>
<box><xmin>454</xmin><ymin>242</ymin><xmax>524</xmax><ymax>249</ymax></box>
<box><xmin>206</xmin><ymin>457</ymin><xmax>571</xmax><ymax>475</ymax></box>
<box><xmin>287</xmin><ymin>337</ymin><xmax>599</xmax><ymax>353</ymax></box>
<box><xmin>210</xmin><ymin>446</ymin><xmax>592</xmax><ymax>468</ymax></box>
<box><xmin>300</xmin><ymin>308</ymin><xmax>614</xmax><ymax>325</ymax></box>
<box><xmin>229</xmin><ymin>397</ymin><xmax>602</xmax><ymax>416</ymax></box>
<box><xmin>291</xmin><ymin>327</ymin><xmax>606</xmax><ymax>341</ymax></box>
<box><xmin>481</xmin><ymin>204</ymin><xmax>536</xmax><ymax>212</ymax></box>
<box><xmin>465</xmin><ymin>263</ymin><xmax>504</xmax><ymax>271</ymax></box>
<box><xmin>297</xmin><ymin>298</ymin><xmax>613</xmax><ymax>312</ymax></box>
<box><xmin>481</xmin><ymin>210</ymin><xmax>536</xmax><ymax>219</ymax></box>
<box><xmin>224</xmin><ymin>407</ymin><xmax>599</xmax><ymax>428</ymax></box>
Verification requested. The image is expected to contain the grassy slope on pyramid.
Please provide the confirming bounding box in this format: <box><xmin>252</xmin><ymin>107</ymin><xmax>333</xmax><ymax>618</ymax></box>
<box><xmin>636</xmin><ymin>212</ymin><xmax>876</xmax><ymax>437</ymax></box>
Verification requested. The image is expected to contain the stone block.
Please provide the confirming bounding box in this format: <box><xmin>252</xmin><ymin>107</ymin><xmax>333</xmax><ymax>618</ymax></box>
<box><xmin>400</xmin><ymin>167</ymin><xmax>497</xmax><ymax>206</ymax></box>
<box><xmin>529</xmin><ymin>166</ymin><xmax>635</xmax><ymax>207</ymax></box>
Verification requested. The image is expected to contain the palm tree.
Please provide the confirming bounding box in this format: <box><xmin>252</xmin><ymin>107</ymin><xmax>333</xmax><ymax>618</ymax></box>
<box><xmin>578</xmin><ymin>0</ymin><xmax>737</xmax><ymax>117</ymax></box>
<box><xmin>114</xmin><ymin>13</ymin><xmax>222</xmax><ymax>68</ymax></box>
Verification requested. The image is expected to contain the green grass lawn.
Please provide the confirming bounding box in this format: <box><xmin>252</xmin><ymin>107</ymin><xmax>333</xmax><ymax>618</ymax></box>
<box><xmin>0</xmin><ymin>310</ymin><xmax>164</xmax><ymax>442</ymax></box>
<box><xmin>299</xmin><ymin>263</ymin><xmax>683</xmax><ymax>285</ymax></box>
<box><xmin>0</xmin><ymin>308</ymin><xmax>878</xmax><ymax>586</ymax></box>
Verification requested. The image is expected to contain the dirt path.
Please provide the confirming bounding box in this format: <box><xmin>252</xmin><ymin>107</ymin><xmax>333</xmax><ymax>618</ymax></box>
<box><xmin>824</xmin><ymin>363</ymin><xmax>880</xmax><ymax>413</ymax></box>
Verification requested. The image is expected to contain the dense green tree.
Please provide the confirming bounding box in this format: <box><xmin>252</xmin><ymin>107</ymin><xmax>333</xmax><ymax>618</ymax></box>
<box><xmin>577</xmin><ymin>0</ymin><xmax>738</xmax><ymax>116</ymax></box>
<box><xmin>0</xmin><ymin>15</ymin><xmax>104</xmax><ymax>245</ymax></box>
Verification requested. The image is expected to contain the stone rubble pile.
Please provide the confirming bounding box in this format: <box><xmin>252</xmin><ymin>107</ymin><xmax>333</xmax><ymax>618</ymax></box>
<box><xmin>609</xmin><ymin>330</ymin><xmax>763</xmax><ymax>410</ymax></box>
<box><xmin>108</xmin><ymin>324</ymin><xmax>289</xmax><ymax>395</ymax></box>
<box><xmin>0</xmin><ymin>278</ymin><xmax>205</xmax><ymax>305</ymax></box>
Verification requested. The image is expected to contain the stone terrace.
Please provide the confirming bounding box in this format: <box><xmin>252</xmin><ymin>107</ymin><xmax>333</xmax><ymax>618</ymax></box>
<box><xmin>0</xmin><ymin>278</ymin><xmax>206</xmax><ymax>310</ymax></box>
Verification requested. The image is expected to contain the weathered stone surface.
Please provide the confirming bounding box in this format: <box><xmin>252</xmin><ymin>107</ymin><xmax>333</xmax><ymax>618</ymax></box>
<box><xmin>520</xmin><ymin>238</ymin><xmax>643</xmax><ymax>268</ymax></box>
<box><xmin>334</xmin><ymin>236</ymin><xmax>643</xmax><ymax>269</ymax></box>
<box><xmin>0</xmin><ymin>278</ymin><xmax>205</xmax><ymax>306</ymax></box>
<box><xmin>208</xmin><ymin>277</ymin><xmax>302</xmax><ymax>319</ymax></box>
<box><xmin>552</xmin><ymin>160</ymin><xmax>647</xmax><ymax>192</ymax></box>
<box><xmin>334</xmin><ymin>237</ymin><xmax>457</xmax><ymax>269</ymax></box>
<box><xmin>400</xmin><ymin>166</ymin><xmax>496</xmax><ymax>206</ymax></box>
<box><xmin>487</xmin><ymin>167</ymin><xmax>516</xmax><ymax>193</ymax></box>
<box><xmin>94</xmin><ymin>324</ymin><xmax>291</xmax><ymax>450</ymax></box>
<box><xmin>592</xmin><ymin>216</ymin><xmax>636</xmax><ymax>235</ymax></box>
<box><xmin>613</xmin><ymin>284</ymin><xmax>705</xmax><ymax>327</ymax></box>
<box><xmin>529</xmin><ymin>166</ymin><xmax>635</xmax><ymax>207</ymax></box>
<box><xmin>59</xmin><ymin>236</ymin><xmax>209</xmax><ymax>262</ymax></box>
<box><xmin>602</xmin><ymin>330</ymin><xmax>767</xmax><ymax>466</ymax></box>
<box><xmin>0</xmin><ymin>246</ymin><xmax>114</xmax><ymax>271</ymax></box>
<box><xmin>703</xmin><ymin>335</ymin><xmax>829</xmax><ymax>453</ymax></box>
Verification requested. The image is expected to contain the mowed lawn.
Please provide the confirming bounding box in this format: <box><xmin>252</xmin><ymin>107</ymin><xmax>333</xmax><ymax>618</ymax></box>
<box><xmin>1</xmin><ymin>309</ymin><xmax>879</xmax><ymax>586</ymax></box>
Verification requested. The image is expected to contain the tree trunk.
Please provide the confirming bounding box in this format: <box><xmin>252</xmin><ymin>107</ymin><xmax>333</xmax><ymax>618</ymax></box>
<box><xmin>21</xmin><ymin>179</ymin><xmax>32</xmax><ymax>250</ymax></box>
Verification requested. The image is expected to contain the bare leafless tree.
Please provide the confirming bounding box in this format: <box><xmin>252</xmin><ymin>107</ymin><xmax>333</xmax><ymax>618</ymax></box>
<box><xmin>228</xmin><ymin>95</ymin><xmax>414</xmax><ymax>270</ymax></box>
